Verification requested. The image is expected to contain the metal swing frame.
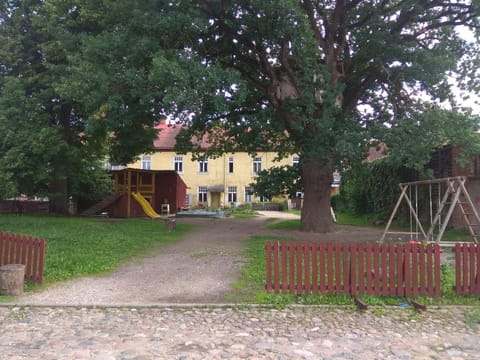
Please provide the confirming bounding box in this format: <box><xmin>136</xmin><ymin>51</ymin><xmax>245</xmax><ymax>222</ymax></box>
<box><xmin>380</xmin><ymin>176</ymin><xmax>480</xmax><ymax>244</ymax></box>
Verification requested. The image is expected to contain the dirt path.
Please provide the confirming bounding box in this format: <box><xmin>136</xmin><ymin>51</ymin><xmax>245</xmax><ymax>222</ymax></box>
<box><xmin>13</xmin><ymin>212</ymin><xmax>383</xmax><ymax>306</ymax></box>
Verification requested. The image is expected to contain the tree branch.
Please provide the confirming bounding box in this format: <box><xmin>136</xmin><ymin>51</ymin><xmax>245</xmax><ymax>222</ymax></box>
<box><xmin>300</xmin><ymin>0</ymin><xmax>326</xmax><ymax>49</ymax></box>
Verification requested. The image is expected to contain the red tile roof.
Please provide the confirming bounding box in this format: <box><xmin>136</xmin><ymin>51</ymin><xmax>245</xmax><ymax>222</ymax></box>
<box><xmin>153</xmin><ymin>123</ymin><xmax>212</xmax><ymax>150</ymax></box>
<box><xmin>152</xmin><ymin>123</ymin><xmax>183</xmax><ymax>150</ymax></box>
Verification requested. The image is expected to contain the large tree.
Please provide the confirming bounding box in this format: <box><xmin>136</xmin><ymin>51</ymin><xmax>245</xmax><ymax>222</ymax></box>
<box><xmin>11</xmin><ymin>1</ymin><xmax>477</xmax><ymax>228</ymax></box>
<box><xmin>151</xmin><ymin>0</ymin><xmax>480</xmax><ymax>232</ymax></box>
<box><xmin>0</xmin><ymin>1</ymin><xmax>155</xmax><ymax>213</ymax></box>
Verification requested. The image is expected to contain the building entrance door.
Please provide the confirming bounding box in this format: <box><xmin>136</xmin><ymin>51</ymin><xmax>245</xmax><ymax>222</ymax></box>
<box><xmin>210</xmin><ymin>192</ymin><xmax>221</xmax><ymax>209</ymax></box>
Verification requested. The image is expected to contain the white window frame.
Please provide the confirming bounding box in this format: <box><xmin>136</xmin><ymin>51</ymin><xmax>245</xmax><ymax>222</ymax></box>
<box><xmin>252</xmin><ymin>156</ymin><xmax>262</xmax><ymax>174</ymax></box>
<box><xmin>141</xmin><ymin>155</ymin><xmax>151</xmax><ymax>170</ymax></box>
<box><xmin>228</xmin><ymin>156</ymin><xmax>234</xmax><ymax>174</ymax></box>
<box><xmin>244</xmin><ymin>186</ymin><xmax>253</xmax><ymax>203</ymax></box>
<box><xmin>198</xmin><ymin>158</ymin><xmax>208</xmax><ymax>173</ymax></box>
<box><xmin>259</xmin><ymin>195</ymin><xmax>269</xmax><ymax>203</ymax></box>
<box><xmin>292</xmin><ymin>156</ymin><xmax>300</xmax><ymax>166</ymax></box>
<box><xmin>228</xmin><ymin>186</ymin><xmax>237</xmax><ymax>203</ymax></box>
<box><xmin>198</xmin><ymin>186</ymin><xmax>208</xmax><ymax>203</ymax></box>
<box><xmin>174</xmin><ymin>155</ymin><xmax>183</xmax><ymax>173</ymax></box>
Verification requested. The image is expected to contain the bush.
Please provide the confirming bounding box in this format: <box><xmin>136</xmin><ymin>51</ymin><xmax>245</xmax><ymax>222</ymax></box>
<box><xmin>340</xmin><ymin>159</ymin><xmax>416</xmax><ymax>220</ymax></box>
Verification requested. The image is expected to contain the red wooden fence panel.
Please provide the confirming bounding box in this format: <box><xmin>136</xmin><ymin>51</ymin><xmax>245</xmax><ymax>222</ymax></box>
<box><xmin>265</xmin><ymin>241</ymin><xmax>441</xmax><ymax>297</ymax></box>
<box><xmin>0</xmin><ymin>231</ymin><xmax>46</xmax><ymax>284</ymax></box>
<box><xmin>454</xmin><ymin>243</ymin><xmax>479</xmax><ymax>295</ymax></box>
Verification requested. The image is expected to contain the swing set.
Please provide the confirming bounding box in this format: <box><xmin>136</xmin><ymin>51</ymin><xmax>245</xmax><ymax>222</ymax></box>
<box><xmin>380</xmin><ymin>176</ymin><xmax>480</xmax><ymax>244</ymax></box>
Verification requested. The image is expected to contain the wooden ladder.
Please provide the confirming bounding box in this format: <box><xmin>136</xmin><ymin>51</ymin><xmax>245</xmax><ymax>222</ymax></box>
<box><xmin>457</xmin><ymin>189</ymin><xmax>480</xmax><ymax>243</ymax></box>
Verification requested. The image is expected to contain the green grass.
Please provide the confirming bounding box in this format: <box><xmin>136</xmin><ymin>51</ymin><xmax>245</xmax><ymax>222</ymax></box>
<box><xmin>266</xmin><ymin>211</ymin><xmax>378</xmax><ymax>231</ymax></box>
<box><xmin>230</xmin><ymin>206</ymin><xmax>260</xmax><ymax>219</ymax></box>
<box><xmin>335</xmin><ymin>212</ymin><xmax>377</xmax><ymax>227</ymax></box>
<box><xmin>464</xmin><ymin>307</ymin><xmax>480</xmax><ymax>331</ymax></box>
<box><xmin>267</xmin><ymin>219</ymin><xmax>300</xmax><ymax>230</ymax></box>
<box><xmin>0</xmin><ymin>214</ymin><xmax>191</xmax><ymax>288</ymax></box>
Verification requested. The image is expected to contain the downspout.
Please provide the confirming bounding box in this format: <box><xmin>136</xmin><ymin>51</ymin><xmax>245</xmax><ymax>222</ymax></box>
<box><xmin>223</xmin><ymin>154</ymin><xmax>227</xmax><ymax>208</ymax></box>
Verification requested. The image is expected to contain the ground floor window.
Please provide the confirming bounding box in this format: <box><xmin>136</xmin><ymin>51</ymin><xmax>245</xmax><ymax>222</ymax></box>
<box><xmin>198</xmin><ymin>186</ymin><xmax>208</xmax><ymax>203</ymax></box>
<box><xmin>228</xmin><ymin>186</ymin><xmax>237</xmax><ymax>203</ymax></box>
<box><xmin>244</xmin><ymin>186</ymin><xmax>253</xmax><ymax>203</ymax></box>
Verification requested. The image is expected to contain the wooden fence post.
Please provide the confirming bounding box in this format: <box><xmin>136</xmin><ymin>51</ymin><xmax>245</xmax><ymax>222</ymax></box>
<box><xmin>265</xmin><ymin>241</ymin><xmax>272</xmax><ymax>292</ymax></box>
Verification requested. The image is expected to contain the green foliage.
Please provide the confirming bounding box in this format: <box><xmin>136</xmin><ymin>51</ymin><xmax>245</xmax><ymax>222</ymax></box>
<box><xmin>0</xmin><ymin>214</ymin><xmax>191</xmax><ymax>284</ymax></box>
<box><xmin>2</xmin><ymin>1</ymin><xmax>480</xmax><ymax>228</ymax></box>
<box><xmin>251</xmin><ymin>164</ymin><xmax>302</xmax><ymax>200</ymax></box>
<box><xmin>0</xmin><ymin>0</ymin><xmax>113</xmax><ymax>209</ymax></box>
<box><xmin>384</xmin><ymin>108</ymin><xmax>480</xmax><ymax>171</ymax></box>
<box><xmin>340</xmin><ymin>158</ymin><xmax>414</xmax><ymax>219</ymax></box>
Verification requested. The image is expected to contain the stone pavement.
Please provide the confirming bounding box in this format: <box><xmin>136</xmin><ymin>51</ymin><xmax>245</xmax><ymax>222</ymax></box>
<box><xmin>0</xmin><ymin>305</ymin><xmax>479</xmax><ymax>359</ymax></box>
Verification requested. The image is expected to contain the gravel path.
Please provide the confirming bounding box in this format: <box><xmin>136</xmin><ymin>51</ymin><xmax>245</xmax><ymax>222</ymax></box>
<box><xmin>10</xmin><ymin>211</ymin><xmax>384</xmax><ymax>306</ymax></box>
<box><xmin>11</xmin><ymin>217</ymin><xmax>258</xmax><ymax>306</ymax></box>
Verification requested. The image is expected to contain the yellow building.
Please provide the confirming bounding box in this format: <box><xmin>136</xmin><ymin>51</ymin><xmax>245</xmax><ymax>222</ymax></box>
<box><xmin>128</xmin><ymin>123</ymin><xmax>299</xmax><ymax>208</ymax></box>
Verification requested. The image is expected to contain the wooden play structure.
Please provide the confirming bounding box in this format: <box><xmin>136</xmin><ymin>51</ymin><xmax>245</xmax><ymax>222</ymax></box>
<box><xmin>380</xmin><ymin>176</ymin><xmax>480</xmax><ymax>244</ymax></box>
<box><xmin>82</xmin><ymin>168</ymin><xmax>187</xmax><ymax>218</ymax></box>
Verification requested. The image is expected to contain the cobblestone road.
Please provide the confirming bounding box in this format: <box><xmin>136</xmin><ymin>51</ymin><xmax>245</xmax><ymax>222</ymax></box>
<box><xmin>0</xmin><ymin>305</ymin><xmax>479</xmax><ymax>359</ymax></box>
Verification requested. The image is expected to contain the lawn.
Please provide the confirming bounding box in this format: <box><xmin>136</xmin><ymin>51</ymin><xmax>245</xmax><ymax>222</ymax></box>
<box><xmin>266</xmin><ymin>211</ymin><xmax>379</xmax><ymax>231</ymax></box>
<box><xmin>0</xmin><ymin>214</ymin><xmax>191</xmax><ymax>287</ymax></box>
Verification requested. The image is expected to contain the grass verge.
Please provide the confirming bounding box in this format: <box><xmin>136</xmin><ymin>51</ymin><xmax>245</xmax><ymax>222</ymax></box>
<box><xmin>0</xmin><ymin>214</ymin><xmax>191</xmax><ymax>295</ymax></box>
<box><xmin>267</xmin><ymin>211</ymin><xmax>377</xmax><ymax>231</ymax></box>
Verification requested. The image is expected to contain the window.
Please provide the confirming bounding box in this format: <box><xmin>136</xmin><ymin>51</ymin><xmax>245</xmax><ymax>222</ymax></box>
<box><xmin>228</xmin><ymin>156</ymin><xmax>234</xmax><ymax>173</ymax></box>
<box><xmin>332</xmin><ymin>172</ymin><xmax>341</xmax><ymax>186</ymax></box>
<box><xmin>109</xmin><ymin>164</ymin><xmax>125</xmax><ymax>171</ymax></box>
<box><xmin>228</xmin><ymin>186</ymin><xmax>237</xmax><ymax>203</ymax></box>
<box><xmin>141</xmin><ymin>155</ymin><xmax>151</xmax><ymax>170</ymax></box>
<box><xmin>198</xmin><ymin>186</ymin><xmax>208</xmax><ymax>203</ymax></box>
<box><xmin>259</xmin><ymin>195</ymin><xmax>269</xmax><ymax>203</ymax></box>
<box><xmin>295</xmin><ymin>191</ymin><xmax>304</xmax><ymax>199</ymax></box>
<box><xmin>198</xmin><ymin>158</ymin><xmax>208</xmax><ymax>173</ymax></box>
<box><xmin>253</xmin><ymin>156</ymin><xmax>262</xmax><ymax>174</ymax></box>
<box><xmin>244</xmin><ymin>186</ymin><xmax>253</xmax><ymax>203</ymax></box>
<box><xmin>292</xmin><ymin>156</ymin><xmax>300</xmax><ymax>166</ymax></box>
<box><xmin>174</xmin><ymin>155</ymin><xmax>183</xmax><ymax>173</ymax></box>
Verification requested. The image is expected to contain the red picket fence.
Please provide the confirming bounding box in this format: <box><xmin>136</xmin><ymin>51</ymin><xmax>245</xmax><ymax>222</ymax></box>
<box><xmin>265</xmin><ymin>241</ymin><xmax>441</xmax><ymax>297</ymax></box>
<box><xmin>454</xmin><ymin>243</ymin><xmax>479</xmax><ymax>295</ymax></box>
<box><xmin>0</xmin><ymin>231</ymin><xmax>46</xmax><ymax>284</ymax></box>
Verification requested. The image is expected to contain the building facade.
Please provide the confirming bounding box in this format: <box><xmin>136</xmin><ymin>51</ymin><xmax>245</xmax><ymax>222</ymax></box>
<box><xmin>128</xmin><ymin>123</ymin><xmax>299</xmax><ymax>208</ymax></box>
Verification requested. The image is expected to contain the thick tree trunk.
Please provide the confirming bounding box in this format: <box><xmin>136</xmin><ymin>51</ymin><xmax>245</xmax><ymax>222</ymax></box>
<box><xmin>48</xmin><ymin>104</ymin><xmax>72</xmax><ymax>216</ymax></box>
<box><xmin>49</xmin><ymin>168</ymin><xmax>69</xmax><ymax>216</ymax></box>
<box><xmin>300</xmin><ymin>158</ymin><xmax>333</xmax><ymax>233</ymax></box>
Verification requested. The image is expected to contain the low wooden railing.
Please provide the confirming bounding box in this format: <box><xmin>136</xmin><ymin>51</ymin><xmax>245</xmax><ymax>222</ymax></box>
<box><xmin>0</xmin><ymin>231</ymin><xmax>46</xmax><ymax>284</ymax></box>
<box><xmin>454</xmin><ymin>243</ymin><xmax>479</xmax><ymax>295</ymax></box>
<box><xmin>266</xmin><ymin>241</ymin><xmax>441</xmax><ymax>297</ymax></box>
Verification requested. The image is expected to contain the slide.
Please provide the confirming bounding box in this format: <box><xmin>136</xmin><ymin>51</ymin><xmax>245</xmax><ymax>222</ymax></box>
<box><xmin>131</xmin><ymin>192</ymin><xmax>161</xmax><ymax>219</ymax></box>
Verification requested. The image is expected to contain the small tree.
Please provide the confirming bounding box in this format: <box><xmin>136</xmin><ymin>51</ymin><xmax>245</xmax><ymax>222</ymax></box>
<box><xmin>251</xmin><ymin>164</ymin><xmax>302</xmax><ymax>201</ymax></box>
